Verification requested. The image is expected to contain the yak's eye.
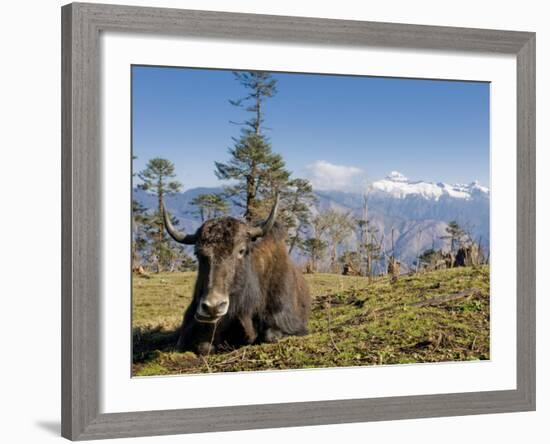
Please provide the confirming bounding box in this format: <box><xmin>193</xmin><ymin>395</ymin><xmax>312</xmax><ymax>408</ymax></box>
<box><xmin>238</xmin><ymin>247</ymin><xmax>246</xmax><ymax>257</ymax></box>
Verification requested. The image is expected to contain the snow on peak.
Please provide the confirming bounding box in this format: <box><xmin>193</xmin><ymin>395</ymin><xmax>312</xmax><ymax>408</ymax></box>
<box><xmin>386</xmin><ymin>171</ymin><xmax>408</xmax><ymax>182</ymax></box>
<box><xmin>371</xmin><ymin>172</ymin><xmax>489</xmax><ymax>201</ymax></box>
<box><xmin>469</xmin><ymin>181</ymin><xmax>490</xmax><ymax>194</ymax></box>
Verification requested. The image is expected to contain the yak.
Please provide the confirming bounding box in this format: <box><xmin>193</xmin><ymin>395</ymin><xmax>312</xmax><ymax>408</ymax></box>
<box><xmin>163</xmin><ymin>195</ymin><xmax>311</xmax><ymax>355</ymax></box>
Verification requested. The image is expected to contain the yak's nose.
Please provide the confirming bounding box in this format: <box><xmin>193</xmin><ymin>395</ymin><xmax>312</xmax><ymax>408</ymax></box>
<box><xmin>200</xmin><ymin>300</ymin><xmax>228</xmax><ymax>318</ymax></box>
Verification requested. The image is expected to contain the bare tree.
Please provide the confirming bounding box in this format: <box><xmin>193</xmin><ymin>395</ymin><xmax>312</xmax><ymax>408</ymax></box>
<box><xmin>315</xmin><ymin>209</ymin><xmax>355</xmax><ymax>273</ymax></box>
<box><xmin>415</xmin><ymin>228</ymin><xmax>423</xmax><ymax>273</ymax></box>
<box><xmin>299</xmin><ymin>212</ymin><xmax>330</xmax><ymax>273</ymax></box>
<box><xmin>300</xmin><ymin>238</ymin><xmax>327</xmax><ymax>273</ymax></box>
<box><xmin>137</xmin><ymin>158</ymin><xmax>182</xmax><ymax>273</ymax></box>
<box><xmin>388</xmin><ymin>226</ymin><xmax>400</xmax><ymax>283</ymax></box>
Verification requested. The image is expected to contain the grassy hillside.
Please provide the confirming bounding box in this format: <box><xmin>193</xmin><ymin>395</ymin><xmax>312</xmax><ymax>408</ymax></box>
<box><xmin>132</xmin><ymin>266</ymin><xmax>490</xmax><ymax>376</ymax></box>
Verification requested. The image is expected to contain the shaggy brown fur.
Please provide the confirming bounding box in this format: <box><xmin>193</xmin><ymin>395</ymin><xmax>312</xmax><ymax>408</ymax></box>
<box><xmin>175</xmin><ymin>219</ymin><xmax>311</xmax><ymax>355</ymax></box>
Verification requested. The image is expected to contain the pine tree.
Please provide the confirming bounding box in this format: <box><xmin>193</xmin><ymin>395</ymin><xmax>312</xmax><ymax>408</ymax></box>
<box><xmin>132</xmin><ymin>199</ymin><xmax>149</xmax><ymax>272</ymax></box>
<box><xmin>215</xmin><ymin>71</ymin><xmax>290</xmax><ymax>221</ymax></box>
<box><xmin>137</xmin><ymin>158</ymin><xmax>182</xmax><ymax>272</ymax></box>
<box><xmin>440</xmin><ymin>220</ymin><xmax>466</xmax><ymax>253</ymax></box>
<box><xmin>132</xmin><ymin>154</ymin><xmax>147</xmax><ymax>272</ymax></box>
<box><xmin>190</xmin><ymin>193</ymin><xmax>229</xmax><ymax>222</ymax></box>
<box><xmin>229</xmin><ymin>71</ymin><xmax>277</xmax><ymax>135</ymax></box>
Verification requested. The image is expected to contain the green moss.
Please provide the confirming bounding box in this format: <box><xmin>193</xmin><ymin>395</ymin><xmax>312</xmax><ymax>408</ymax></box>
<box><xmin>133</xmin><ymin>266</ymin><xmax>490</xmax><ymax>375</ymax></box>
<box><xmin>134</xmin><ymin>362</ymin><xmax>171</xmax><ymax>377</ymax></box>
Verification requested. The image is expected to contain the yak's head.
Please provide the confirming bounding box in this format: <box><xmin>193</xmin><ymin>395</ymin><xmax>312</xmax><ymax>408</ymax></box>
<box><xmin>162</xmin><ymin>195</ymin><xmax>279</xmax><ymax>323</ymax></box>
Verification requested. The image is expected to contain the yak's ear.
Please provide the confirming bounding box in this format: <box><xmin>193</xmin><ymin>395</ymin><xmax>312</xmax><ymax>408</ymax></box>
<box><xmin>247</xmin><ymin>193</ymin><xmax>279</xmax><ymax>240</ymax></box>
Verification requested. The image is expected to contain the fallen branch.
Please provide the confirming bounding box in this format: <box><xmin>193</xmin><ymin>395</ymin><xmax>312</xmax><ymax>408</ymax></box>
<box><xmin>200</xmin><ymin>355</ymin><xmax>212</xmax><ymax>373</ymax></box>
<box><xmin>361</xmin><ymin>288</ymin><xmax>482</xmax><ymax>322</ymax></box>
<box><xmin>211</xmin><ymin>349</ymin><xmax>247</xmax><ymax>367</ymax></box>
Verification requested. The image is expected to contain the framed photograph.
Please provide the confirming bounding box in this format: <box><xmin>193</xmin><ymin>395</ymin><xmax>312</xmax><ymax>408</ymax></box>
<box><xmin>62</xmin><ymin>2</ymin><xmax>535</xmax><ymax>440</ymax></box>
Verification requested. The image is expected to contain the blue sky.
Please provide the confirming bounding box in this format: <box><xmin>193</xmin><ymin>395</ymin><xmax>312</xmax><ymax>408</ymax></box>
<box><xmin>132</xmin><ymin>66</ymin><xmax>490</xmax><ymax>191</ymax></box>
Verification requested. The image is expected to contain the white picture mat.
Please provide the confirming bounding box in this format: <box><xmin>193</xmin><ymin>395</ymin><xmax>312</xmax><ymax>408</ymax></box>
<box><xmin>100</xmin><ymin>32</ymin><xmax>517</xmax><ymax>414</ymax></box>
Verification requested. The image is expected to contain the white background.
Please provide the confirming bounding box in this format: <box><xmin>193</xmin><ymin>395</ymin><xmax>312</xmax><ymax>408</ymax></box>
<box><xmin>101</xmin><ymin>34</ymin><xmax>517</xmax><ymax>413</ymax></box>
<box><xmin>0</xmin><ymin>0</ymin><xmax>546</xmax><ymax>443</ymax></box>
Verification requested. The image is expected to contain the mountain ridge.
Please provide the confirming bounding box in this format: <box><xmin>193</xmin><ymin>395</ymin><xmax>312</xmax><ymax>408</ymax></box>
<box><xmin>134</xmin><ymin>172</ymin><xmax>489</xmax><ymax>268</ymax></box>
<box><xmin>371</xmin><ymin>171</ymin><xmax>489</xmax><ymax>201</ymax></box>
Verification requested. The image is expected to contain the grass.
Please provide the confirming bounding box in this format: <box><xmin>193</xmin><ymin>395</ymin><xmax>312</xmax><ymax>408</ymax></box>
<box><xmin>132</xmin><ymin>266</ymin><xmax>490</xmax><ymax>376</ymax></box>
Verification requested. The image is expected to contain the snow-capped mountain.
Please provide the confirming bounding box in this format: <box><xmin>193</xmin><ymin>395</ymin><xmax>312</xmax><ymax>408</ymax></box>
<box><xmin>371</xmin><ymin>171</ymin><xmax>489</xmax><ymax>201</ymax></box>
<box><xmin>134</xmin><ymin>171</ymin><xmax>489</xmax><ymax>269</ymax></box>
<box><xmin>367</xmin><ymin>172</ymin><xmax>489</xmax><ymax>244</ymax></box>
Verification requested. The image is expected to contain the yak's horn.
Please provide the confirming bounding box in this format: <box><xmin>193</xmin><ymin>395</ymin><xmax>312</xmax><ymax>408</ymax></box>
<box><xmin>162</xmin><ymin>202</ymin><xmax>197</xmax><ymax>244</ymax></box>
<box><xmin>248</xmin><ymin>192</ymin><xmax>279</xmax><ymax>239</ymax></box>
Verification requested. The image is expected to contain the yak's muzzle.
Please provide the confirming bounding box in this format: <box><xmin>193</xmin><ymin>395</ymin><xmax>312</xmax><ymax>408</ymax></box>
<box><xmin>195</xmin><ymin>293</ymin><xmax>229</xmax><ymax>323</ymax></box>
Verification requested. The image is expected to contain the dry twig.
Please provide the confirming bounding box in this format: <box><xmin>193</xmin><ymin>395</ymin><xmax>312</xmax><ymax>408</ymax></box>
<box><xmin>326</xmin><ymin>293</ymin><xmax>341</xmax><ymax>353</ymax></box>
<box><xmin>201</xmin><ymin>321</ymin><xmax>219</xmax><ymax>373</ymax></box>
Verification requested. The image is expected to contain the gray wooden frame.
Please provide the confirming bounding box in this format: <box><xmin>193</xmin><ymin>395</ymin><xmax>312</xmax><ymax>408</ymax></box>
<box><xmin>61</xmin><ymin>2</ymin><xmax>536</xmax><ymax>440</ymax></box>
